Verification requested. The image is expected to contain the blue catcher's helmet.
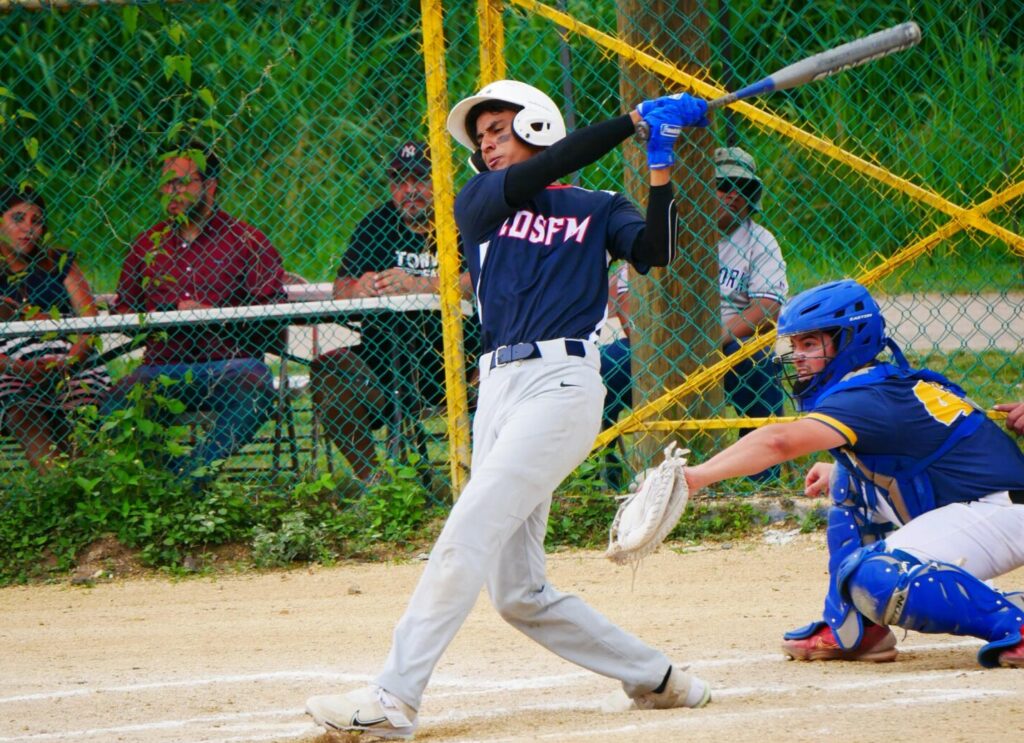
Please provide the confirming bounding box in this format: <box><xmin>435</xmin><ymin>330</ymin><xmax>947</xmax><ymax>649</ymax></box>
<box><xmin>776</xmin><ymin>279</ymin><xmax>887</xmax><ymax>411</ymax></box>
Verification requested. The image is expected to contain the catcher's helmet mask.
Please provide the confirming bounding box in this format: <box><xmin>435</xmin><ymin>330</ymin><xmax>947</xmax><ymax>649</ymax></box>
<box><xmin>775</xmin><ymin>279</ymin><xmax>888</xmax><ymax>411</ymax></box>
<box><xmin>447</xmin><ymin>80</ymin><xmax>566</xmax><ymax>172</ymax></box>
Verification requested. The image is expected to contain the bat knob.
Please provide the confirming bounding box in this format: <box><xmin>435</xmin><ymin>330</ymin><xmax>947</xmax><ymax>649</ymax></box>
<box><xmin>635</xmin><ymin>119</ymin><xmax>650</xmax><ymax>142</ymax></box>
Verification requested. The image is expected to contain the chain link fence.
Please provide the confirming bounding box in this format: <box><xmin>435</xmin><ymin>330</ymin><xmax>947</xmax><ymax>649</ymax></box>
<box><xmin>1</xmin><ymin>0</ymin><xmax>1021</xmax><ymax>502</ymax></box>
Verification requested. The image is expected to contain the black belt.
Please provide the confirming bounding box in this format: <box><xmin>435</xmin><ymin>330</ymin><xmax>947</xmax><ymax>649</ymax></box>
<box><xmin>488</xmin><ymin>339</ymin><xmax>586</xmax><ymax>369</ymax></box>
<box><xmin>1011</xmin><ymin>490</ymin><xmax>1024</xmax><ymax>505</ymax></box>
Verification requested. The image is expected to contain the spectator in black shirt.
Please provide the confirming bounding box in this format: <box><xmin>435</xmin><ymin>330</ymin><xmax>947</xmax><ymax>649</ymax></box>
<box><xmin>311</xmin><ymin>142</ymin><xmax>476</xmax><ymax>481</ymax></box>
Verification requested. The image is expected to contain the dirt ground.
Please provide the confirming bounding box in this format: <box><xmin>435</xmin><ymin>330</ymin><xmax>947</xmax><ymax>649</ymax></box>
<box><xmin>3</xmin><ymin>532</ymin><xmax>1023</xmax><ymax>743</ymax></box>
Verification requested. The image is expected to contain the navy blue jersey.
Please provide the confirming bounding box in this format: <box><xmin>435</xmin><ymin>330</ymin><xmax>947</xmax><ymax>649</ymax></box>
<box><xmin>454</xmin><ymin>169</ymin><xmax>650</xmax><ymax>352</ymax></box>
<box><xmin>809</xmin><ymin>373</ymin><xmax>1024</xmax><ymax>506</ymax></box>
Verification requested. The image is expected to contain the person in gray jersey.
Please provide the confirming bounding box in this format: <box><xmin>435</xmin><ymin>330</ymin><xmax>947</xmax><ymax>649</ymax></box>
<box><xmin>715</xmin><ymin>147</ymin><xmax>788</xmax><ymax>482</ymax></box>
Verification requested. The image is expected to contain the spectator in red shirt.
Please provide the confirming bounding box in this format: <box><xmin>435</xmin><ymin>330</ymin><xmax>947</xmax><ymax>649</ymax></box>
<box><xmin>101</xmin><ymin>142</ymin><xmax>286</xmax><ymax>485</ymax></box>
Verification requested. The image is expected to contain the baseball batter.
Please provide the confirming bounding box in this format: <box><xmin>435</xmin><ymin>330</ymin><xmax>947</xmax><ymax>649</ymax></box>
<box><xmin>306</xmin><ymin>81</ymin><xmax>710</xmax><ymax>738</ymax></box>
<box><xmin>683</xmin><ymin>279</ymin><xmax>1024</xmax><ymax>668</ymax></box>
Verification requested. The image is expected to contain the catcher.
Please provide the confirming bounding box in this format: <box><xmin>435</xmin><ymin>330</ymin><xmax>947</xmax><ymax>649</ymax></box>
<box><xmin>681</xmin><ymin>279</ymin><xmax>1024</xmax><ymax>668</ymax></box>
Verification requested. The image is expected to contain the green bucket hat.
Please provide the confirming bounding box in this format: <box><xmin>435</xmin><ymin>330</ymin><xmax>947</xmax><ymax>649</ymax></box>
<box><xmin>714</xmin><ymin>147</ymin><xmax>763</xmax><ymax>211</ymax></box>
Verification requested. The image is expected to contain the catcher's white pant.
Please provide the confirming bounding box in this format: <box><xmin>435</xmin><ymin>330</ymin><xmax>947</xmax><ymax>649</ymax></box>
<box><xmin>376</xmin><ymin>342</ymin><xmax>670</xmax><ymax>710</ymax></box>
<box><xmin>881</xmin><ymin>491</ymin><xmax>1024</xmax><ymax>580</ymax></box>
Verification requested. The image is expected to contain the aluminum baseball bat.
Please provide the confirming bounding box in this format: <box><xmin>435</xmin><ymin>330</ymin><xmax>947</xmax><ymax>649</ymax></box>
<box><xmin>712</xmin><ymin>22</ymin><xmax>921</xmax><ymax>107</ymax></box>
<box><xmin>636</xmin><ymin>21</ymin><xmax>922</xmax><ymax>139</ymax></box>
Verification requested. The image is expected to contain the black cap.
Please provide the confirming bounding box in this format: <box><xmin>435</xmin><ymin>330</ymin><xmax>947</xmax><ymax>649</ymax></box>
<box><xmin>388</xmin><ymin>141</ymin><xmax>431</xmax><ymax>178</ymax></box>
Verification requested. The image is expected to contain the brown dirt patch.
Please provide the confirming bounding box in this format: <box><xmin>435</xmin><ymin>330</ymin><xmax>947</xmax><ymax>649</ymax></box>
<box><xmin>3</xmin><ymin>531</ymin><xmax>1022</xmax><ymax>743</ymax></box>
<box><xmin>69</xmin><ymin>533</ymin><xmax>147</xmax><ymax>584</ymax></box>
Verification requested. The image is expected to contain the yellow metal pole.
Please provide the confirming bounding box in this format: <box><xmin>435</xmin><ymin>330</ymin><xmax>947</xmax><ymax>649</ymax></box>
<box><xmin>630</xmin><ymin>409</ymin><xmax>1007</xmax><ymax>433</ymax></box>
<box><xmin>478</xmin><ymin>0</ymin><xmax>506</xmax><ymax>84</ymax></box>
<box><xmin>420</xmin><ymin>0</ymin><xmax>472</xmax><ymax>496</ymax></box>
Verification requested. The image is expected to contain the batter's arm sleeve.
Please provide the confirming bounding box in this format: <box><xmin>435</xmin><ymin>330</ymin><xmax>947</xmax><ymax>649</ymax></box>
<box><xmin>503</xmin><ymin>115</ymin><xmax>636</xmax><ymax>206</ymax></box>
<box><xmin>631</xmin><ymin>183</ymin><xmax>677</xmax><ymax>267</ymax></box>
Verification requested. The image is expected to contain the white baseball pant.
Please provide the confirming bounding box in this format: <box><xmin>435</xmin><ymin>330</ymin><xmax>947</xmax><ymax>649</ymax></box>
<box><xmin>376</xmin><ymin>340</ymin><xmax>670</xmax><ymax>710</ymax></box>
<box><xmin>882</xmin><ymin>490</ymin><xmax>1024</xmax><ymax>580</ymax></box>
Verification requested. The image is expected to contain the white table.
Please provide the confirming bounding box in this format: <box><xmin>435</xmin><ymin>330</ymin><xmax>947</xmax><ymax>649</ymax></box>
<box><xmin>0</xmin><ymin>293</ymin><xmax>474</xmax><ymax>471</ymax></box>
<box><xmin>0</xmin><ymin>294</ymin><xmax>468</xmax><ymax>339</ymax></box>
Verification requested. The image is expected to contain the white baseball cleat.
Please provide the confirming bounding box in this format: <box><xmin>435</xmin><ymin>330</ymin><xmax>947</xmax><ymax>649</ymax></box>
<box><xmin>305</xmin><ymin>685</ymin><xmax>418</xmax><ymax>740</ymax></box>
<box><xmin>628</xmin><ymin>665</ymin><xmax>712</xmax><ymax>710</ymax></box>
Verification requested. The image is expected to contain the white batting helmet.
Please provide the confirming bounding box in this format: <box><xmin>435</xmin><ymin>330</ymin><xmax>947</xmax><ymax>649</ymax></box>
<box><xmin>447</xmin><ymin>80</ymin><xmax>566</xmax><ymax>152</ymax></box>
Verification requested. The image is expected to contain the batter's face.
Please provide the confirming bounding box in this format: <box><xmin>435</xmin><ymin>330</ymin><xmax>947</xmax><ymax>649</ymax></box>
<box><xmin>0</xmin><ymin>201</ymin><xmax>45</xmax><ymax>258</ymax></box>
<box><xmin>789</xmin><ymin>331</ymin><xmax>836</xmax><ymax>380</ymax></box>
<box><xmin>159</xmin><ymin>156</ymin><xmax>216</xmax><ymax>221</ymax></box>
<box><xmin>474</xmin><ymin>110</ymin><xmax>538</xmax><ymax>171</ymax></box>
<box><xmin>389</xmin><ymin>171</ymin><xmax>434</xmax><ymax>227</ymax></box>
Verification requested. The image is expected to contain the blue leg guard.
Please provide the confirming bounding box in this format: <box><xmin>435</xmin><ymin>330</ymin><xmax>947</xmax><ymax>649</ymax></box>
<box><xmin>783</xmin><ymin>504</ymin><xmax>865</xmax><ymax>647</ymax></box>
<box><xmin>784</xmin><ymin>464</ymin><xmax>891</xmax><ymax>649</ymax></box>
<box><xmin>839</xmin><ymin>543</ymin><xmax>1024</xmax><ymax>667</ymax></box>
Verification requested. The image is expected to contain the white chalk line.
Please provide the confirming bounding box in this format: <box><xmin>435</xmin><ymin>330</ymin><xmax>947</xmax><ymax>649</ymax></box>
<box><xmin>0</xmin><ymin>669</ymin><xmax>588</xmax><ymax>706</ymax></box>
<box><xmin>0</xmin><ymin>709</ymin><xmax>306</xmax><ymax>742</ymax></box>
<box><xmin>0</xmin><ymin>636</ymin><xmax>983</xmax><ymax>707</ymax></box>
<box><xmin>0</xmin><ymin>638</ymin><xmax>1004</xmax><ymax>742</ymax></box>
<box><xmin>0</xmin><ymin>685</ymin><xmax>1006</xmax><ymax>743</ymax></box>
<box><xmin>0</xmin><ymin>662</ymin><xmax>1015</xmax><ymax>743</ymax></box>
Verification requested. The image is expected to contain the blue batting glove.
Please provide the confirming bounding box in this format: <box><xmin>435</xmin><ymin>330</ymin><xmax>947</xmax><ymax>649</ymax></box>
<box><xmin>639</xmin><ymin>93</ymin><xmax>710</xmax><ymax>128</ymax></box>
<box><xmin>636</xmin><ymin>97</ymin><xmax>669</xmax><ymax>118</ymax></box>
<box><xmin>661</xmin><ymin>93</ymin><xmax>709</xmax><ymax>128</ymax></box>
<box><xmin>642</xmin><ymin>106</ymin><xmax>682</xmax><ymax>170</ymax></box>
<box><xmin>637</xmin><ymin>93</ymin><xmax>709</xmax><ymax>169</ymax></box>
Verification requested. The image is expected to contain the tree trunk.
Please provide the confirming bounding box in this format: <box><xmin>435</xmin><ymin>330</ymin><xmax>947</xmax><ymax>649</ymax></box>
<box><xmin>617</xmin><ymin>0</ymin><xmax>721</xmax><ymax>466</ymax></box>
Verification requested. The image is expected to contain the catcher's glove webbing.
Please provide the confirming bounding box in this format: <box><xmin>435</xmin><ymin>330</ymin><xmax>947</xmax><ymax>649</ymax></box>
<box><xmin>606</xmin><ymin>443</ymin><xmax>690</xmax><ymax>568</ymax></box>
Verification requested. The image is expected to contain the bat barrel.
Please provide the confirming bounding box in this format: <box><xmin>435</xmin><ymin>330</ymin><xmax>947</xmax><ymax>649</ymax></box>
<box><xmin>806</xmin><ymin>21</ymin><xmax>922</xmax><ymax>81</ymax></box>
<box><xmin>637</xmin><ymin>21</ymin><xmax>922</xmax><ymax>136</ymax></box>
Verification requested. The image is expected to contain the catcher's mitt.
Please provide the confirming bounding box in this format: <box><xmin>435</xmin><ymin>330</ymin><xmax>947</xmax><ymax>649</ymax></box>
<box><xmin>605</xmin><ymin>443</ymin><xmax>690</xmax><ymax>567</ymax></box>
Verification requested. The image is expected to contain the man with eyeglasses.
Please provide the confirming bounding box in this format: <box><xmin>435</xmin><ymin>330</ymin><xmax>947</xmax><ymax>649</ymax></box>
<box><xmin>715</xmin><ymin>147</ymin><xmax>789</xmax><ymax>482</ymax></box>
<box><xmin>103</xmin><ymin>141</ymin><xmax>286</xmax><ymax>488</ymax></box>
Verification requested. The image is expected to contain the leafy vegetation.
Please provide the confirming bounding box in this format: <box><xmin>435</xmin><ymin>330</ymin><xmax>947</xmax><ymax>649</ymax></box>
<box><xmin>0</xmin><ymin>398</ymin><xmax>445</xmax><ymax>583</ymax></box>
<box><xmin>1</xmin><ymin>1</ymin><xmax>1021</xmax><ymax>581</ymax></box>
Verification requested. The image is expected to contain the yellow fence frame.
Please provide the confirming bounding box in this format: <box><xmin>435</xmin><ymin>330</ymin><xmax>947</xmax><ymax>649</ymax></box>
<box><xmin>488</xmin><ymin>0</ymin><xmax>1024</xmax><ymax>448</ymax></box>
<box><xmin>422</xmin><ymin>0</ymin><xmax>472</xmax><ymax>495</ymax></box>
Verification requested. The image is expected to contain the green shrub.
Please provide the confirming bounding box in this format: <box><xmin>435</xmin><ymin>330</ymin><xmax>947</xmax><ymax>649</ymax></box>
<box><xmin>360</xmin><ymin>454</ymin><xmax>432</xmax><ymax>544</ymax></box>
<box><xmin>252</xmin><ymin>510</ymin><xmax>333</xmax><ymax>568</ymax></box>
<box><xmin>670</xmin><ymin>501</ymin><xmax>769</xmax><ymax>542</ymax></box>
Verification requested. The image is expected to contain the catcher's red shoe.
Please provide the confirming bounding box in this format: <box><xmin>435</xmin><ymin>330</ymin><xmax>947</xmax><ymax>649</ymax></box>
<box><xmin>997</xmin><ymin>639</ymin><xmax>1024</xmax><ymax>668</ymax></box>
<box><xmin>782</xmin><ymin>623</ymin><xmax>897</xmax><ymax>662</ymax></box>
